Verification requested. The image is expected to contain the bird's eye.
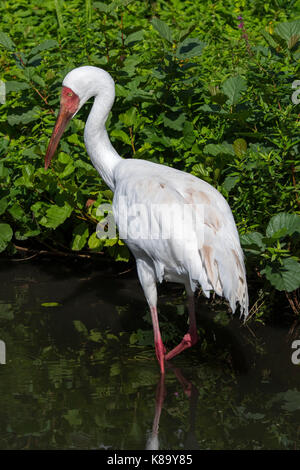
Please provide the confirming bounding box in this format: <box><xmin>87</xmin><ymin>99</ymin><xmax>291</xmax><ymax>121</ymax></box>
<box><xmin>67</xmin><ymin>92</ymin><xmax>73</xmax><ymax>97</ymax></box>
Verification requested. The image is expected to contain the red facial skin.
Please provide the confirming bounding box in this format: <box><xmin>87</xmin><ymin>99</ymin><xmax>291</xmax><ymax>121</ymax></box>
<box><xmin>44</xmin><ymin>86</ymin><xmax>80</xmax><ymax>169</ymax></box>
<box><xmin>60</xmin><ymin>86</ymin><xmax>80</xmax><ymax>114</ymax></box>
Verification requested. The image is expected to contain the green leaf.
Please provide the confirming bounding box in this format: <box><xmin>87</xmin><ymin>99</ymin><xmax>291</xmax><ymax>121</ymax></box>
<box><xmin>7</xmin><ymin>106</ymin><xmax>40</xmax><ymax>126</ymax></box>
<box><xmin>261</xmin><ymin>29</ymin><xmax>278</xmax><ymax>49</ymax></box>
<box><xmin>54</xmin><ymin>0</ymin><xmax>65</xmax><ymax>33</ymax></box>
<box><xmin>105</xmin><ymin>238</ymin><xmax>118</xmax><ymax>247</ymax></box>
<box><xmin>0</xmin><ymin>197</ymin><xmax>8</xmax><ymax>216</ymax></box>
<box><xmin>204</xmin><ymin>142</ymin><xmax>235</xmax><ymax>156</ymax></box>
<box><xmin>223</xmin><ymin>175</ymin><xmax>239</xmax><ymax>192</ymax></box>
<box><xmin>162</xmin><ymin>112</ymin><xmax>185</xmax><ymax>130</ymax></box>
<box><xmin>32</xmin><ymin>202</ymin><xmax>73</xmax><ymax>229</ymax></box>
<box><xmin>233</xmin><ymin>138</ymin><xmax>247</xmax><ymax>157</ymax></box>
<box><xmin>277</xmin><ymin>389</ymin><xmax>300</xmax><ymax>411</ymax></box>
<box><xmin>73</xmin><ymin>320</ymin><xmax>88</xmax><ymax>337</ymax></box>
<box><xmin>275</xmin><ymin>20</ymin><xmax>300</xmax><ymax>48</ymax></box>
<box><xmin>261</xmin><ymin>258</ymin><xmax>300</xmax><ymax>292</ymax></box>
<box><xmin>41</xmin><ymin>302</ymin><xmax>61</xmax><ymax>307</ymax></box>
<box><xmin>178</xmin><ymin>24</ymin><xmax>196</xmax><ymax>43</ymax></box>
<box><xmin>0</xmin><ymin>31</ymin><xmax>15</xmax><ymax>50</ymax></box>
<box><xmin>71</xmin><ymin>223</ymin><xmax>89</xmax><ymax>251</ymax></box>
<box><xmin>192</xmin><ymin>163</ymin><xmax>210</xmax><ymax>178</ymax></box>
<box><xmin>266</xmin><ymin>213</ymin><xmax>300</xmax><ymax>239</ymax></box>
<box><xmin>119</xmin><ymin>107</ymin><xmax>137</xmax><ymax>127</ymax></box>
<box><xmin>0</xmin><ymin>303</ymin><xmax>14</xmax><ymax>320</ymax></box>
<box><xmin>133</xmin><ymin>328</ymin><xmax>154</xmax><ymax>346</ymax></box>
<box><xmin>93</xmin><ymin>1</ymin><xmax>108</xmax><ymax>12</ymax></box>
<box><xmin>182</xmin><ymin>121</ymin><xmax>195</xmax><ymax>147</ymax></box>
<box><xmin>27</xmin><ymin>54</ymin><xmax>42</xmax><ymax>67</ymax></box>
<box><xmin>0</xmin><ymin>163</ymin><xmax>9</xmax><ymax>181</ymax></box>
<box><xmin>102</xmin><ymin>190</ymin><xmax>114</xmax><ymax>200</ymax></box>
<box><xmin>31</xmin><ymin>73</ymin><xmax>45</xmax><ymax>86</ymax></box>
<box><xmin>209</xmin><ymin>87</ymin><xmax>227</xmax><ymax>105</ymax></box>
<box><xmin>0</xmin><ymin>223</ymin><xmax>13</xmax><ymax>252</ymax></box>
<box><xmin>151</xmin><ymin>18</ymin><xmax>173</xmax><ymax>43</ymax></box>
<box><xmin>89</xmin><ymin>329</ymin><xmax>102</xmax><ymax>342</ymax></box>
<box><xmin>61</xmin><ymin>163</ymin><xmax>75</xmax><ymax>178</ymax></box>
<box><xmin>111</xmin><ymin>129</ymin><xmax>131</xmax><ymax>146</ymax></box>
<box><xmin>63</xmin><ymin>409</ymin><xmax>82</xmax><ymax>427</ymax></box>
<box><xmin>5</xmin><ymin>81</ymin><xmax>30</xmax><ymax>93</ymax></box>
<box><xmin>46</xmin><ymin>204</ymin><xmax>72</xmax><ymax>229</ymax></box>
<box><xmin>88</xmin><ymin>232</ymin><xmax>103</xmax><ymax>250</ymax></box>
<box><xmin>125</xmin><ymin>30</ymin><xmax>144</xmax><ymax>46</ymax></box>
<box><xmin>176</xmin><ymin>37</ymin><xmax>206</xmax><ymax>58</ymax></box>
<box><xmin>240</xmin><ymin>232</ymin><xmax>266</xmax><ymax>254</ymax></box>
<box><xmin>58</xmin><ymin>152</ymin><xmax>72</xmax><ymax>164</ymax></box>
<box><xmin>29</xmin><ymin>39</ymin><xmax>58</xmax><ymax>56</ymax></box>
<box><xmin>8</xmin><ymin>203</ymin><xmax>25</xmax><ymax>221</ymax></box>
<box><xmin>110</xmin><ymin>362</ymin><xmax>121</xmax><ymax>377</ymax></box>
<box><xmin>15</xmin><ymin>227</ymin><xmax>40</xmax><ymax>241</ymax></box>
<box><xmin>221</xmin><ymin>75</ymin><xmax>247</xmax><ymax>106</ymax></box>
<box><xmin>23</xmin><ymin>163</ymin><xmax>35</xmax><ymax>178</ymax></box>
<box><xmin>288</xmin><ymin>34</ymin><xmax>300</xmax><ymax>49</ymax></box>
<box><xmin>213</xmin><ymin>311</ymin><xmax>230</xmax><ymax>326</ymax></box>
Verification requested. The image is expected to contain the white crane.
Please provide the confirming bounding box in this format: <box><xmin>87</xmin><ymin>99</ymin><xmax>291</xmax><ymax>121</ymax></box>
<box><xmin>45</xmin><ymin>66</ymin><xmax>248</xmax><ymax>374</ymax></box>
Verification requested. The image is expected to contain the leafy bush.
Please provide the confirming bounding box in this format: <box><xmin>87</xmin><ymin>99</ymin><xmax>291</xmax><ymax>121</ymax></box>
<box><xmin>0</xmin><ymin>0</ymin><xmax>299</xmax><ymax>317</ymax></box>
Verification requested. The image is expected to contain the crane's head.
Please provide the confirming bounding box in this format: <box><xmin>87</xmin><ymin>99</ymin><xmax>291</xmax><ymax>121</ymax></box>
<box><xmin>44</xmin><ymin>86</ymin><xmax>80</xmax><ymax>169</ymax></box>
<box><xmin>44</xmin><ymin>66</ymin><xmax>115</xmax><ymax>169</ymax></box>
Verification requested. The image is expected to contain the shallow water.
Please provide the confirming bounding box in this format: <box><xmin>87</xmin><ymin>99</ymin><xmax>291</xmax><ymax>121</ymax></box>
<box><xmin>0</xmin><ymin>258</ymin><xmax>299</xmax><ymax>450</ymax></box>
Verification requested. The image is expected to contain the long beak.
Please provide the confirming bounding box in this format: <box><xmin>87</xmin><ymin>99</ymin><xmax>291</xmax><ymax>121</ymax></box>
<box><xmin>44</xmin><ymin>105</ymin><xmax>73</xmax><ymax>170</ymax></box>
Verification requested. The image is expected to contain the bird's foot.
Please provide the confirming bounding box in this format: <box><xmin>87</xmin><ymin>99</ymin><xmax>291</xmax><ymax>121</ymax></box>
<box><xmin>155</xmin><ymin>340</ymin><xmax>166</xmax><ymax>375</ymax></box>
<box><xmin>165</xmin><ymin>331</ymin><xmax>198</xmax><ymax>362</ymax></box>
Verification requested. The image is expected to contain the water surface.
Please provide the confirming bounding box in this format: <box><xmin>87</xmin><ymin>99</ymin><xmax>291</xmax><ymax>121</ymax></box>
<box><xmin>0</xmin><ymin>258</ymin><xmax>299</xmax><ymax>450</ymax></box>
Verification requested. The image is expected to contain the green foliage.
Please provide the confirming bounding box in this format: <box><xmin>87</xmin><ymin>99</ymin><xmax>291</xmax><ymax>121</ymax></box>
<box><xmin>0</xmin><ymin>0</ymin><xmax>299</xmax><ymax>316</ymax></box>
<box><xmin>241</xmin><ymin>213</ymin><xmax>300</xmax><ymax>292</ymax></box>
<box><xmin>151</xmin><ymin>17</ymin><xmax>173</xmax><ymax>43</ymax></box>
<box><xmin>0</xmin><ymin>223</ymin><xmax>13</xmax><ymax>252</ymax></box>
<box><xmin>221</xmin><ymin>75</ymin><xmax>247</xmax><ymax>106</ymax></box>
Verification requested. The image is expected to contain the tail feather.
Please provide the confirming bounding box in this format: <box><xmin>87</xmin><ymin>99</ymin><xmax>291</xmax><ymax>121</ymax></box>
<box><xmin>199</xmin><ymin>239</ymin><xmax>249</xmax><ymax>318</ymax></box>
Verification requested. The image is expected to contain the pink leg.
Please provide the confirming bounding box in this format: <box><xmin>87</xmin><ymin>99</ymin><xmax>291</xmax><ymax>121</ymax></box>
<box><xmin>146</xmin><ymin>374</ymin><xmax>166</xmax><ymax>450</ymax></box>
<box><xmin>150</xmin><ymin>306</ymin><xmax>166</xmax><ymax>374</ymax></box>
<box><xmin>165</xmin><ymin>293</ymin><xmax>198</xmax><ymax>362</ymax></box>
<box><xmin>136</xmin><ymin>260</ymin><xmax>198</xmax><ymax>370</ymax></box>
<box><xmin>136</xmin><ymin>259</ymin><xmax>166</xmax><ymax>374</ymax></box>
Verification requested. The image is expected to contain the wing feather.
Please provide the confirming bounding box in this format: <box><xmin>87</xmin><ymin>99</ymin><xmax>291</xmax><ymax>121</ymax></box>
<box><xmin>113</xmin><ymin>159</ymin><xmax>248</xmax><ymax>317</ymax></box>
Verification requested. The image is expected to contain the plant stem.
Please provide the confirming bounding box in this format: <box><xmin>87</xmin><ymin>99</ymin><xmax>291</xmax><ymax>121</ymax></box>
<box><xmin>129</xmin><ymin>126</ymin><xmax>135</xmax><ymax>154</ymax></box>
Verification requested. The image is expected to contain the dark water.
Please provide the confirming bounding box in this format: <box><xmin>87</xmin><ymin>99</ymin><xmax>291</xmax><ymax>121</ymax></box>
<box><xmin>0</xmin><ymin>258</ymin><xmax>299</xmax><ymax>450</ymax></box>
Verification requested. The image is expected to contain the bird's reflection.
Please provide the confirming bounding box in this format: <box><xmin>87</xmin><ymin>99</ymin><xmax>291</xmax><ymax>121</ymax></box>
<box><xmin>146</xmin><ymin>364</ymin><xmax>199</xmax><ymax>450</ymax></box>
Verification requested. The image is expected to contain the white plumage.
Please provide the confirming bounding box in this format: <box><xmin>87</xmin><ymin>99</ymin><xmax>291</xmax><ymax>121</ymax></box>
<box><xmin>45</xmin><ymin>66</ymin><xmax>248</xmax><ymax>374</ymax></box>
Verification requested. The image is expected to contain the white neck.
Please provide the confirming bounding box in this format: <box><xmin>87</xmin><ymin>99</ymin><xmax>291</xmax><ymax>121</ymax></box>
<box><xmin>84</xmin><ymin>92</ymin><xmax>122</xmax><ymax>191</ymax></box>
